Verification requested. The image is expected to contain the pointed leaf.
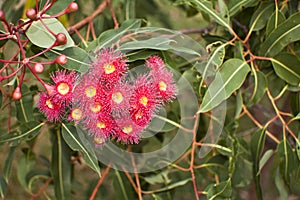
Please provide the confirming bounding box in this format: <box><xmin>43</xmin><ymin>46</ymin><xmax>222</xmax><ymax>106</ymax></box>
<box><xmin>271</xmin><ymin>53</ymin><xmax>300</xmax><ymax>86</ymax></box>
<box><xmin>228</xmin><ymin>0</ymin><xmax>258</xmax><ymax>16</ymax></box>
<box><xmin>62</xmin><ymin>124</ymin><xmax>100</xmax><ymax>176</ymax></box>
<box><xmin>0</xmin><ymin>176</ymin><xmax>7</xmax><ymax>198</ymax></box>
<box><xmin>205</xmin><ymin>178</ymin><xmax>232</xmax><ymax>200</ymax></box>
<box><xmin>3</xmin><ymin>146</ymin><xmax>16</xmax><ymax>182</ymax></box>
<box><xmin>175</xmin><ymin>0</ymin><xmax>231</xmax><ymax>32</ymax></box>
<box><xmin>26</xmin><ymin>18</ymin><xmax>74</xmax><ymax>50</ymax></box>
<box><xmin>52</xmin><ymin>129</ymin><xmax>72</xmax><ymax>200</ymax></box>
<box><xmin>258</xmin><ymin>149</ymin><xmax>274</xmax><ymax>175</ymax></box>
<box><xmin>199</xmin><ymin>59</ymin><xmax>250</xmax><ymax>113</ymax></box>
<box><xmin>266</xmin><ymin>11</ymin><xmax>286</xmax><ymax>36</ymax></box>
<box><xmin>248</xmin><ymin>70</ymin><xmax>267</xmax><ymax>105</ymax></box>
<box><xmin>260</xmin><ymin>12</ymin><xmax>300</xmax><ymax>56</ymax></box>
<box><xmin>17</xmin><ymin>149</ymin><xmax>36</xmax><ymax>191</ymax></box>
<box><xmin>249</xmin><ymin>2</ymin><xmax>274</xmax><ymax>32</ymax></box>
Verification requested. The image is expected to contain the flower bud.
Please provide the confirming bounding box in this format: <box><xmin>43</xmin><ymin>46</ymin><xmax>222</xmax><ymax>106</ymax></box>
<box><xmin>67</xmin><ymin>2</ymin><xmax>78</xmax><ymax>12</ymax></box>
<box><xmin>33</xmin><ymin>63</ymin><xmax>44</xmax><ymax>73</ymax></box>
<box><xmin>12</xmin><ymin>87</ymin><xmax>22</xmax><ymax>100</ymax></box>
<box><xmin>26</xmin><ymin>8</ymin><xmax>37</xmax><ymax>20</ymax></box>
<box><xmin>0</xmin><ymin>10</ymin><xmax>5</xmax><ymax>21</ymax></box>
<box><xmin>56</xmin><ymin>54</ymin><xmax>68</xmax><ymax>65</ymax></box>
<box><xmin>55</xmin><ymin>33</ymin><xmax>67</xmax><ymax>46</ymax></box>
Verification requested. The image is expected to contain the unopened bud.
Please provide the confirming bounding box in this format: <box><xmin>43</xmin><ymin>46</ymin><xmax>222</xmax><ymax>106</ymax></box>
<box><xmin>12</xmin><ymin>87</ymin><xmax>22</xmax><ymax>100</ymax></box>
<box><xmin>55</xmin><ymin>33</ymin><xmax>67</xmax><ymax>46</ymax></box>
<box><xmin>56</xmin><ymin>54</ymin><xmax>67</xmax><ymax>65</ymax></box>
<box><xmin>33</xmin><ymin>63</ymin><xmax>44</xmax><ymax>73</ymax></box>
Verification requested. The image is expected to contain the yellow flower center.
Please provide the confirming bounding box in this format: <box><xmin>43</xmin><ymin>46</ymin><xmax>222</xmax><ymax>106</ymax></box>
<box><xmin>94</xmin><ymin>137</ymin><xmax>104</xmax><ymax>144</ymax></box>
<box><xmin>85</xmin><ymin>86</ymin><xmax>96</xmax><ymax>98</ymax></box>
<box><xmin>71</xmin><ymin>108</ymin><xmax>82</xmax><ymax>120</ymax></box>
<box><xmin>139</xmin><ymin>96</ymin><xmax>148</xmax><ymax>106</ymax></box>
<box><xmin>104</xmin><ymin>63</ymin><xmax>115</xmax><ymax>74</ymax></box>
<box><xmin>90</xmin><ymin>102</ymin><xmax>101</xmax><ymax>113</ymax></box>
<box><xmin>97</xmin><ymin>121</ymin><xmax>106</xmax><ymax>129</ymax></box>
<box><xmin>122</xmin><ymin>125</ymin><xmax>133</xmax><ymax>134</ymax></box>
<box><xmin>112</xmin><ymin>92</ymin><xmax>123</xmax><ymax>104</ymax></box>
<box><xmin>46</xmin><ymin>99</ymin><xmax>54</xmax><ymax>109</ymax></box>
<box><xmin>159</xmin><ymin>81</ymin><xmax>167</xmax><ymax>91</ymax></box>
<box><xmin>57</xmin><ymin>82</ymin><xmax>70</xmax><ymax>95</ymax></box>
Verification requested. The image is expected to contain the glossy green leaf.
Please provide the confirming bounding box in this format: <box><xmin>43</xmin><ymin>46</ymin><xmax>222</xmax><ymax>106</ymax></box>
<box><xmin>199</xmin><ymin>59</ymin><xmax>250</xmax><ymax>113</ymax></box>
<box><xmin>251</xmin><ymin>128</ymin><xmax>266</xmax><ymax>200</ymax></box>
<box><xmin>206</xmin><ymin>41</ymin><xmax>225</xmax><ymax>67</ymax></box>
<box><xmin>17</xmin><ymin>149</ymin><xmax>36</xmax><ymax>191</ymax></box>
<box><xmin>249</xmin><ymin>2</ymin><xmax>274</xmax><ymax>32</ymax></box>
<box><xmin>175</xmin><ymin>0</ymin><xmax>231</xmax><ymax>31</ymax></box>
<box><xmin>227</xmin><ymin>0</ymin><xmax>258</xmax><ymax>16</ymax></box>
<box><xmin>205</xmin><ymin>178</ymin><xmax>232</xmax><ymax>200</ymax></box>
<box><xmin>266</xmin><ymin>11</ymin><xmax>286</xmax><ymax>36</ymax></box>
<box><xmin>47</xmin><ymin>0</ymin><xmax>73</xmax><ymax>15</ymax></box>
<box><xmin>248</xmin><ymin>70</ymin><xmax>267</xmax><ymax>105</ymax></box>
<box><xmin>52</xmin><ymin>129</ymin><xmax>72</xmax><ymax>200</ymax></box>
<box><xmin>119</xmin><ymin>37</ymin><xmax>174</xmax><ymax>51</ymax></box>
<box><xmin>62</xmin><ymin>124</ymin><xmax>100</xmax><ymax>176</ymax></box>
<box><xmin>234</xmin><ymin>90</ymin><xmax>243</xmax><ymax>119</ymax></box>
<box><xmin>260</xmin><ymin>12</ymin><xmax>300</xmax><ymax>56</ymax></box>
<box><xmin>271</xmin><ymin>53</ymin><xmax>300</xmax><ymax>86</ymax></box>
<box><xmin>46</xmin><ymin>47</ymin><xmax>91</xmax><ymax>73</ymax></box>
<box><xmin>26</xmin><ymin>18</ymin><xmax>74</xmax><ymax>50</ymax></box>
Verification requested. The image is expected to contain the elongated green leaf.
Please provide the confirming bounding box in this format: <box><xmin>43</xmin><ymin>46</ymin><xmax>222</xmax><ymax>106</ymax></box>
<box><xmin>275</xmin><ymin>168</ymin><xmax>288</xmax><ymax>200</ymax></box>
<box><xmin>234</xmin><ymin>90</ymin><xmax>243</xmax><ymax>119</ymax></box>
<box><xmin>124</xmin><ymin>0</ymin><xmax>136</xmax><ymax>20</ymax></box>
<box><xmin>260</xmin><ymin>12</ymin><xmax>300</xmax><ymax>56</ymax></box>
<box><xmin>47</xmin><ymin>0</ymin><xmax>73</xmax><ymax>15</ymax></box>
<box><xmin>258</xmin><ymin>149</ymin><xmax>273</xmax><ymax>175</ymax></box>
<box><xmin>62</xmin><ymin>124</ymin><xmax>100</xmax><ymax>176</ymax></box>
<box><xmin>26</xmin><ymin>169</ymin><xmax>51</xmax><ymax>194</ymax></box>
<box><xmin>0</xmin><ymin>122</ymin><xmax>44</xmax><ymax>145</ymax></box>
<box><xmin>175</xmin><ymin>0</ymin><xmax>231</xmax><ymax>31</ymax></box>
<box><xmin>87</xmin><ymin>19</ymin><xmax>142</xmax><ymax>52</ymax></box>
<box><xmin>266</xmin><ymin>11</ymin><xmax>286</xmax><ymax>36</ymax></box>
<box><xmin>52</xmin><ymin>129</ymin><xmax>72</xmax><ymax>200</ymax></box>
<box><xmin>0</xmin><ymin>176</ymin><xmax>7</xmax><ymax>198</ymax></box>
<box><xmin>26</xmin><ymin>18</ymin><xmax>74</xmax><ymax>50</ymax></box>
<box><xmin>119</xmin><ymin>38</ymin><xmax>174</xmax><ymax>51</ymax></box>
<box><xmin>144</xmin><ymin>178</ymin><xmax>191</xmax><ymax>194</ymax></box>
<box><xmin>206</xmin><ymin>178</ymin><xmax>232</xmax><ymax>200</ymax></box>
<box><xmin>248</xmin><ymin>70</ymin><xmax>267</xmax><ymax>105</ymax></box>
<box><xmin>17</xmin><ymin>149</ymin><xmax>36</xmax><ymax>191</ymax></box>
<box><xmin>199</xmin><ymin>59</ymin><xmax>250</xmax><ymax>113</ymax></box>
<box><xmin>249</xmin><ymin>2</ymin><xmax>274</xmax><ymax>32</ymax></box>
<box><xmin>228</xmin><ymin>0</ymin><xmax>257</xmax><ymax>16</ymax></box>
<box><xmin>3</xmin><ymin>146</ymin><xmax>16</xmax><ymax>182</ymax></box>
<box><xmin>15</xmin><ymin>85</ymin><xmax>33</xmax><ymax>123</ymax></box>
<box><xmin>45</xmin><ymin>47</ymin><xmax>91</xmax><ymax>73</ymax></box>
<box><xmin>271</xmin><ymin>53</ymin><xmax>300</xmax><ymax>86</ymax></box>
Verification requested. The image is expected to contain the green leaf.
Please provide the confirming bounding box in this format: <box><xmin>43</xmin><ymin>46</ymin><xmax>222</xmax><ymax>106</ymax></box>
<box><xmin>199</xmin><ymin>59</ymin><xmax>250</xmax><ymax>113</ymax></box>
<box><xmin>144</xmin><ymin>178</ymin><xmax>191</xmax><ymax>194</ymax></box>
<box><xmin>26</xmin><ymin>18</ymin><xmax>74</xmax><ymax>50</ymax></box>
<box><xmin>61</xmin><ymin>124</ymin><xmax>100</xmax><ymax>176</ymax></box>
<box><xmin>266</xmin><ymin>11</ymin><xmax>286</xmax><ymax>37</ymax></box>
<box><xmin>234</xmin><ymin>90</ymin><xmax>243</xmax><ymax>119</ymax></box>
<box><xmin>144</xmin><ymin>170</ymin><xmax>171</xmax><ymax>185</ymax></box>
<box><xmin>3</xmin><ymin>146</ymin><xmax>16</xmax><ymax>182</ymax></box>
<box><xmin>124</xmin><ymin>0</ymin><xmax>136</xmax><ymax>20</ymax></box>
<box><xmin>248</xmin><ymin>70</ymin><xmax>267</xmax><ymax>105</ymax></box>
<box><xmin>119</xmin><ymin>37</ymin><xmax>174</xmax><ymax>51</ymax></box>
<box><xmin>52</xmin><ymin>128</ymin><xmax>72</xmax><ymax>200</ymax></box>
<box><xmin>250</xmin><ymin>128</ymin><xmax>266</xmax><ymax>200</ymax></box>
<box><xmin>259</xmin><ymin>12</ymin><xmax>300</xmax><ymax>56</ymax></box>
<box><xmin>227</xmin><ymin>0</ymin><xmax>258</xmax><ymax>16</ymax></box>
<box><xmin>258</xmin><ymin>149</ymin><xmax>274</xmax><ymax>175</ymax></box>
<box><xmin>296</xmin><ymin>136</ymin><xmax>300</xmax><ymax>162</ymax></box>
<box><xmin>275</xmin><ymin>168</ymin><xmax>289</xmax><ymax>200</ymax></box>
<box><xmin>26</xmin><ymin>169</ymin><xmax>51</xmax><ymax>194</ymax></box>
<box><xmin>205</xmin><ymin>178</ymin><xmax>232</xmax><ymax>200</ymax></box>
<box><xmin>175</xmin><ymin>0</ymin><xmax>231</xmax><ymax>32</ymax></box>
<box><xmin>87</xmin><ymin>19</ymin><xmax>142</xmax><ymax>52</ymax></box>
<box><xmin>249</xmin><ymin>2</ymin><xmax>274</xmax><ymax>32</ymax></box>
<box><xmin>45</xmin><ymin>47</ymin><xmax>91</xmax><ymax>73</ymax></box>
<box><xmin>271</xmin><ymin>53</ymin><xmax>300</xmax><ymax>86</ymax></box>
<box><xmin>17</xmin><ymin>149</ymin><xmax>36</xmax><ymax>191</ymax></box>
<box><xmin>0</xmin><ymin>176</ymin><xmax>7</xmax><ymax>198</ymax></box>
<box><xmin>206</xmin><ymin>41</ymin><xmax>225</xmax><ymax>67</ymax></box>
<box><xmin>47</xmin><ymin>0</ymin><xmax>73</xmax><ymax>15</ymax></box>
<box><xmin>0</xmin><ymin>121</ymin><xmax>44</xmax><ymax>145</ymax></box>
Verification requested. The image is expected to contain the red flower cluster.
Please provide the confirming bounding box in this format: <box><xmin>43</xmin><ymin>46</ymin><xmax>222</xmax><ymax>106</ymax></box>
<box><xmin>38</xmin><ymin>49</ymin><xmax>177</xmax><ymax>145</ymax></box>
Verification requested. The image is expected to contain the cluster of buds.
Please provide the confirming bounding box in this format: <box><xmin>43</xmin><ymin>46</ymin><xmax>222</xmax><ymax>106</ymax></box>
<box><xmin>38</xmin><ymin>49</ymin><xmax>177</xmax><ymax>145</ymax></box>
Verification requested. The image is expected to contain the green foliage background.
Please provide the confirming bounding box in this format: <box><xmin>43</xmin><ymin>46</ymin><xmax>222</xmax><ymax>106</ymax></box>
<box><xmin>0</xmin><ymin>0</ymin><xmax>300</xmax><ymax>199</ymax></box>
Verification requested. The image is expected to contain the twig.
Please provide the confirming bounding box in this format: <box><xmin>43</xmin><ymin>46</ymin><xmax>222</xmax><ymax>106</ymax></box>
<box><xmin>68</xmin><ymin>1</ymin><xmax>108</xmax><ymax>34</ymax></box>
<box><xmin>89</xmin><ymin>164</ymin><xmax>111</xmax><ymax>200</ymax></box>
<box><xmin>28</xmin><ymin>177</ymin><xmax>53</xmax><ymax>200</ymax></box>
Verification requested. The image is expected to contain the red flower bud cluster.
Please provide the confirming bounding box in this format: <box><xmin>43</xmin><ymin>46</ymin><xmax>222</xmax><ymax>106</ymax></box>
<box><xmin>38</xmin><ymin>49</ymin><xmax>177</xmax><ymax>146</ymax></box>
